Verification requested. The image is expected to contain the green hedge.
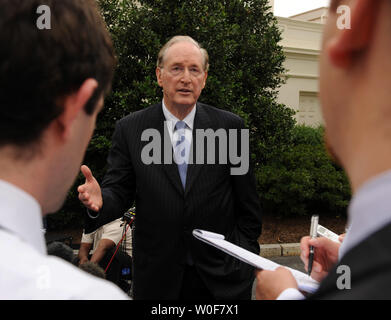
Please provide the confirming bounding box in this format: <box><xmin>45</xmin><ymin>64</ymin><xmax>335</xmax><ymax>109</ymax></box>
<box><xmin>256</xmin><ymin>125</ymin><xmax>351</xmax><ymax>217</ymax></box>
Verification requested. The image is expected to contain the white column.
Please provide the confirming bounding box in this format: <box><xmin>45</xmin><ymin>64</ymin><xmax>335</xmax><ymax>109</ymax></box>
<box><xmin>268</xmin><ymin>0</ymin><xmax>275</xmax><ymax>14</ymax></box>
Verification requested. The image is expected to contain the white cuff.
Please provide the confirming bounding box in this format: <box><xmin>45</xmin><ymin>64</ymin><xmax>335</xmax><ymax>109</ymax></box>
<box><xmin>277</xmin><ymin>288</ymin><xmax>306</xmax><ymax>300</ymax></box>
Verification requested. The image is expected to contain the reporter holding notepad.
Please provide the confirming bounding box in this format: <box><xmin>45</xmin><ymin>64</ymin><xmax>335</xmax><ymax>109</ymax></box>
<box><xmin>256</xmin><ymin>0</ymin><xmax>391</xmax><ymax>300</ymax></box>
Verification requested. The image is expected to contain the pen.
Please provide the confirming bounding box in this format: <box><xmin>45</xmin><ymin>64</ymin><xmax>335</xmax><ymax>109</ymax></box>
<box><xmin>308</xmin><ymin>214</ymin><xmax>319</xmax><ymax>277</ymax></box>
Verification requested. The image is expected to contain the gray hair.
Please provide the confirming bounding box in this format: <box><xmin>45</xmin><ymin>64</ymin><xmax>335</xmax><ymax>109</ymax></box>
<box><xmin>157</xmin><ymin>35</ymin><xmax>210</xmax><ymax>72</ymax></box>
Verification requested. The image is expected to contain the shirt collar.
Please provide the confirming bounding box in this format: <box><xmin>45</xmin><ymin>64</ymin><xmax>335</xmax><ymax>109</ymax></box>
<box><xmin>162</xmin><ymin>99</ymin><xmax>196</xmax><ymax>131</ymax></box>
<box><xmin>0</xmin><ymin>179</ymin><xmax>46</xmax><ymax>254</ymax></box>
<box><xmin>339</xmin><ymin>169</ymin><xmax>391</xmax><ymax>259</ymax></box>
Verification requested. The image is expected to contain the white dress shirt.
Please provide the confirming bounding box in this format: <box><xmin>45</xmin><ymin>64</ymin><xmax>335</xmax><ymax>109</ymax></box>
<box><xmin>277</xmin><ymin>169</ymin><xmax>391</xmax><ymax>300</ymax></box>
<box><xmin>0</xmin><ymin>179</ymin><xmax>128</xmax><ymax>300</ymax></box>
<box><xmin>162</xmin><ymin>99</ymin><xmax>196</xmax><ymax>158</ymax></box>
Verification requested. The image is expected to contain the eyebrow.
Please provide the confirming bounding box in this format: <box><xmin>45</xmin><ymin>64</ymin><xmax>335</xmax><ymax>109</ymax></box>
<box><xmin>170</xmin><ymin>63</ymin><xmax>201</xmax><ymax>68</ymax></box>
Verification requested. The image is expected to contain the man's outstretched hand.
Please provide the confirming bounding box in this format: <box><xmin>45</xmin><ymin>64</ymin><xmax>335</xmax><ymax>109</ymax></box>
<box><xmin>77</xmin><ymin>165</ymin><xmax>103</xmax><ymax>212</ymax></box>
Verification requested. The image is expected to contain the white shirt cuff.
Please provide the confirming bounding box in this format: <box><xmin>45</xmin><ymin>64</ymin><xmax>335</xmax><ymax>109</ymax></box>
<box><xmin>277</xmin><ymin>288</ymin><xmax>306</xmax><ymax>300</ymax></box>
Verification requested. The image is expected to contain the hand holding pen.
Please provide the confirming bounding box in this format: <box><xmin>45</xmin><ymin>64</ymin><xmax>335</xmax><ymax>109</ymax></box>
<box><xmin>300</xmin><ymin>220</ymin><xmax>343</xmax><ymax>282</ymax></box>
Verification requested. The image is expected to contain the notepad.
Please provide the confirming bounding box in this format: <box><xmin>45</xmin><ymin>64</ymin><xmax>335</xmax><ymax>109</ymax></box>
<box><xmin>193</xmin><ymin>229</ymin><xmax>319</xmax><ymax>294</ymax></box>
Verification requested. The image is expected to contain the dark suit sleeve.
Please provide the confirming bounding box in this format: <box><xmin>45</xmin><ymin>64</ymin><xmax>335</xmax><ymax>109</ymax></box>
<box><xmin>230</xmin><ymin>118</ymin><xmax>262</xmax><ymax>253</ymax></box>
<box><xmin>84</xmin><ymin>118</ymin><xmax>136</xmax><ymax>233</ymax></box>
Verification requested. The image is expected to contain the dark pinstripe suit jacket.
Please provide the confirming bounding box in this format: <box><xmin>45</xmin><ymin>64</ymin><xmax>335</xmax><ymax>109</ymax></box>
<box><xmin>309</xmin><ymin>222</ymin><xmax>391</xmax><ymax>300</ymax></box>
<box><xmin>85</xmin><ymin>102</ymin><xmax>262</xmax><ymax>299</ymax></box>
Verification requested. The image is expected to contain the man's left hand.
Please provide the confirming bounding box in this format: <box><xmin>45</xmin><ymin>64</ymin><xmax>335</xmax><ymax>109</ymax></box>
<box><xmin>255</xmin><ymin>267</ymin><xmax>298</xmax><ymax>300</ymax></box>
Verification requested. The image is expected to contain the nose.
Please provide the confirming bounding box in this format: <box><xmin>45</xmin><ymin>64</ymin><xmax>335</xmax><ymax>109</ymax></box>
<box><xmin>180</xmin><ymin>68</ymin><xmax>191</xmax><ymax>83</ymax></box>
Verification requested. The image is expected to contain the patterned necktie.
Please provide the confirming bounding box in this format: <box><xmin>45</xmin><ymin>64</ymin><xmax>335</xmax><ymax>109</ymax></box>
<box><xmin>174</xmin><ymin>121</ymin><xmax>189</xmax><ymax>189</ymax></box>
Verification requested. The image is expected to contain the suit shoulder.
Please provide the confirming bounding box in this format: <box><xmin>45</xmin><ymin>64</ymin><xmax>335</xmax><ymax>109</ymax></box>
<box><xmin>118</xmin><ymin>103</ymin><xmax>161</xmax><ymax>125</ymax></box>
<box><xmin>197</xmin><ymin>102</ymin><xmax>244</xmax><ymax>127</ymax></box>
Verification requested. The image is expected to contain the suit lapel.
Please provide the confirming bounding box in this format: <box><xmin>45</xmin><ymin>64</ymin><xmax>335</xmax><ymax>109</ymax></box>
<box><xmin>150</xmin><ymin>103</ymin><xmax>184</xmax><ymax>196</ymax></box>
<box><xmin>152</xmin><ymin>102</ymin><xmax>214</xmax><ymax>197</ymax></box>
<box><xmin>185</xmin><ymin>103</ymin><xmax>213</xmax><ymax>197</ymax></box>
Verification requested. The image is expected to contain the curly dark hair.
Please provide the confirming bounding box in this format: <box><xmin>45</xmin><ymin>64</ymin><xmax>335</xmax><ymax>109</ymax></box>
<box><xmin>0</xmin><ymin>0</ymin><xmax>116</xmax><ymax>148</ymax></box>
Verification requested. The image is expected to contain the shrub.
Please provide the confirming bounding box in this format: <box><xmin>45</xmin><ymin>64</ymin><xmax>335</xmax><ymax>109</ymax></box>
<box><xmin>256</xmin><ymin>125</ymin><xmax>351</xmax><ymax>217</ymax></box>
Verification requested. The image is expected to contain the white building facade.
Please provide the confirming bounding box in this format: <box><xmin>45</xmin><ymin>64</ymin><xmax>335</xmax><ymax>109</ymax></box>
<box><xmin>273</xmin><ymin>6</ymin><xmax>327</xmax><ymax>127</ymax></box>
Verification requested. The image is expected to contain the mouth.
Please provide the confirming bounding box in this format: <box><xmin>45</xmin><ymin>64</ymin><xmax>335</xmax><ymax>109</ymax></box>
<box><xmin>177</xmin><ymin>88</ymin><xmax>192</xmax><ymax>94</ymax></box>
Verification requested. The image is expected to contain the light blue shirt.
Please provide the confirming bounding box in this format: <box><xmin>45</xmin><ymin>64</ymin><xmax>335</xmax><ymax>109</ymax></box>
<box><xmin>339</xmin><ymin>169</ymin><xmax>391</xmax><ymax>259</ymax></box>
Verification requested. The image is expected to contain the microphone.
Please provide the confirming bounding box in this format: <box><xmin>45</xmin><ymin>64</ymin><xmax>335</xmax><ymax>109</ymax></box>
<box><xmin>122</xmin><ymin>207</ymin><xmax>136</xmax><ymax>225</ymax></box>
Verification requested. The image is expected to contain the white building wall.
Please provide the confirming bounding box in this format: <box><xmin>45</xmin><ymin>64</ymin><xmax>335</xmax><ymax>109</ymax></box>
<box><xmin>275</xmin><ymin>17</ymin><xmax>325</xmax><ymax>127</ymax></box>
<box><xmin>289</xmin><ymin>7</ymin><xmax>329</xmax><ymax>24</ymax></box>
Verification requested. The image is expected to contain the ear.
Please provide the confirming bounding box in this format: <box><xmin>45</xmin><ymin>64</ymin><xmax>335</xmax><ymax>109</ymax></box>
<box><xmin>327</xmin><ymin>0</ymin><xmax>382</xmax><ymax>68</ymax></box>
<box><xmin>57</xmin><ymin>78</ymin><xmax>98</xmax><ymax>140</ymax></box>
<box><xmin>202</xmin><ymin>71</ymin><xmax>208</xmax><ymax>89</ymax></box>
<box><xmin>156</xmin><ymin>67</ymin><xmax>163</xmax><ymax>87</ymax></box>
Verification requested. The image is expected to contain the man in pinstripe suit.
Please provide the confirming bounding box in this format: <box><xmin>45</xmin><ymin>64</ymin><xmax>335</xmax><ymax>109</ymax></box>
<box><xmin>78</xmin><ymin>36</ymin><xmax>262</xmax><ymax>300</ymax></box>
